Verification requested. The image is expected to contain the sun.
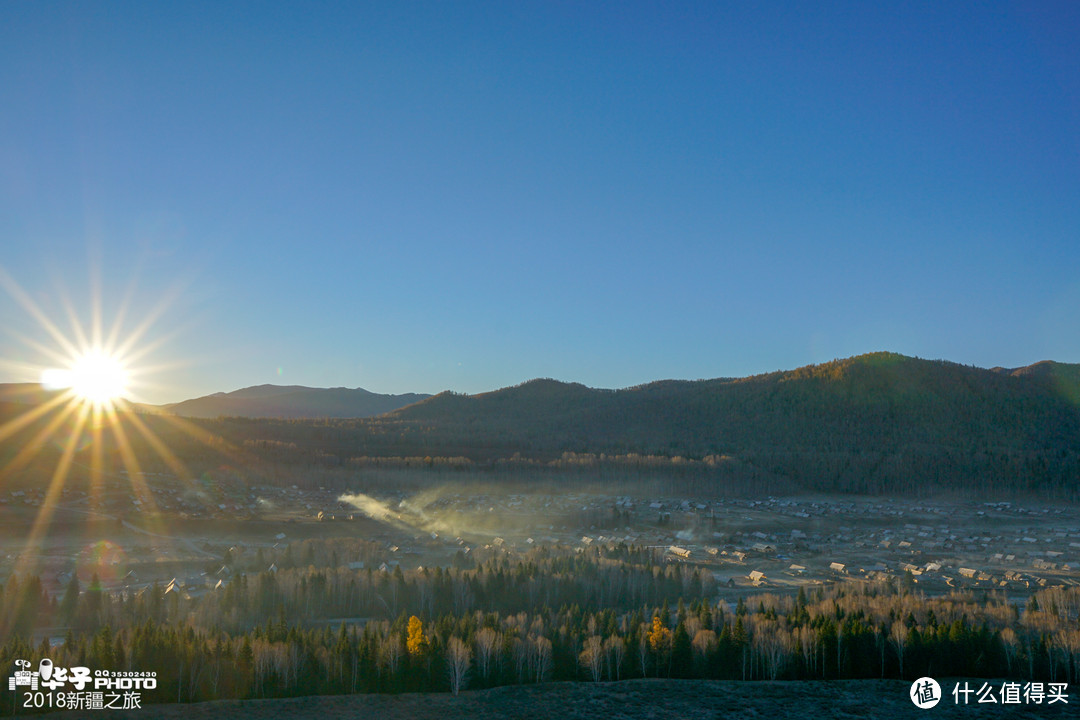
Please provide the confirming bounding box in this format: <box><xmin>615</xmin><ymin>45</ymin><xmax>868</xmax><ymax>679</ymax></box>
<box><xmin>69</xmin><ymin>349</ymin><xmax>130</xmax><ymax>404</ymax></box>
<box><xmin>0</xmin><ymin>261</ymin><xmax>254</xmax><ymax>602</ymax></box>
<box><xmin>42</xmin><ymin>349</ymin><xmax>130</xmax><ymax>406</ymax></box>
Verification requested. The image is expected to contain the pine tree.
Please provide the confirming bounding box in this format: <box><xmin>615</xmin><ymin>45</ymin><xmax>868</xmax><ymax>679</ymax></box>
<box><xmin>671</xmin><ymin>622</ymin><xmax>692</xmax><ymax>677</ymax></box>
<box><xmin>60</xmin><ymin>573</ymin><xmax>80</xmax><ymax>624</ymax></box>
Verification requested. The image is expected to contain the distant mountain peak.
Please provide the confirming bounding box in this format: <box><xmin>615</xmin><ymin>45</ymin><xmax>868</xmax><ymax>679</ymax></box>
<box><xmin>161</xmin><ymin>385</ymin><xmax>431</xmax><ymax>419</ymax></box>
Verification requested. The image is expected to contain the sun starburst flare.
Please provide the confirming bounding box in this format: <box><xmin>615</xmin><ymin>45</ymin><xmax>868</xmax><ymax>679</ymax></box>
<box><xmin>0</xmin><ymin>264</ymin><xmax>253</xmax><ymax>602</ymax></box>
<box><xmin>42</xmin><ymin>348</ymin><xmax>131</xmax><ymax>407</ymax></box>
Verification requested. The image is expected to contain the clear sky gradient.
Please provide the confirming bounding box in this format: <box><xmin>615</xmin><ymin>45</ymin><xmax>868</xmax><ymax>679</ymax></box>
<box><xmin>2</xmin><ymin>1</ymin><xmax>1078</xmax><ymax>404</ymax></box>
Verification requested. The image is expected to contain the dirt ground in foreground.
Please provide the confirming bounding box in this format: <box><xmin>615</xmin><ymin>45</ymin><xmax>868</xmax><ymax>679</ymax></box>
<box><xmin>32</xmin><ymin>679</ymin><xmax>1076</xmax><ymax>720</ymax></box>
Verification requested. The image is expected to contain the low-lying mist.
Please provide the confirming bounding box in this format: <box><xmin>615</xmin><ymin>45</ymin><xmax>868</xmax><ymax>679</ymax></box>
<box><xmin>337</xmin><ymin>480</ymin><xmax>644</xmax><ymax>545</ymax></box>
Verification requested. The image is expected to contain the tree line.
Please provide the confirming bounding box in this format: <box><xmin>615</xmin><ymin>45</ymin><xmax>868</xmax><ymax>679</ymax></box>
<box><xmin>3</xmin><ymin>543</ymin><xmax>1080</xmax><ymax>712</ymax></box>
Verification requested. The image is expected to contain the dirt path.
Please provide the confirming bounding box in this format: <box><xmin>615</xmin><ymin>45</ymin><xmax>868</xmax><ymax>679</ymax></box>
<box><xmin>48</xmin><ymin>500</ymin><xmax>218</xmax><ymax>560</ymax></box>
<box><xmin>118</xmin><ymin>519</ymin><xmax>218</xmax><ymax>559</ymax></box>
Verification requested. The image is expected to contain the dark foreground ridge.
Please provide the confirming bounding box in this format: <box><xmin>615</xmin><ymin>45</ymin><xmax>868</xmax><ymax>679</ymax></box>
<box><xmin>33</xmin><ymin>679</ymin><xmax>1077</xmax><ymax>720</ymax></box>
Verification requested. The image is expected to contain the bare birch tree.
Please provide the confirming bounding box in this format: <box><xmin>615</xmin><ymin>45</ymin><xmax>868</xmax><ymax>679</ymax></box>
<box><xmin>446</xmin><ymin>636</ymin><xmax>470</xmax><ymax>696</ymax></box>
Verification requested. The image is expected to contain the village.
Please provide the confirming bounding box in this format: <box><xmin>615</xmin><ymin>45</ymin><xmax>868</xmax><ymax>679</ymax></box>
<box><xmin>3</xmin><ymin>472</ymin><xmax>1080</xmax><ymax>607</ymax></box>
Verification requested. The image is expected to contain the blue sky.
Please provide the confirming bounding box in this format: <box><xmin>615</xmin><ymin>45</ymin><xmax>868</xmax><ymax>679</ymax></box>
<box><xmin>1</xmin><ymin>1</ymin><xmax>1078</xmax><ymax>404</ymax></box>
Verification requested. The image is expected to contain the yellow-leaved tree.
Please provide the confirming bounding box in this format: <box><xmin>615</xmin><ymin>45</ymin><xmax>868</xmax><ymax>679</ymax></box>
<box><xmin>406</xmin><ymin>615</ymin><xmax>428</xmax><ymax>656</ymax></box>
<box><xmin>648</xmin><ymin>614</ymin><xmax>672</xmax><ymax>653</ymax></box>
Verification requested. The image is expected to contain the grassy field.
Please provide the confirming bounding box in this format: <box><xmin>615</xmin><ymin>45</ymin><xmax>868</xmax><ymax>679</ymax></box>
<box><xmin>33</xmin><ymin>679</ymin><xmax>1076</xmax><ymax>720</ymax></box>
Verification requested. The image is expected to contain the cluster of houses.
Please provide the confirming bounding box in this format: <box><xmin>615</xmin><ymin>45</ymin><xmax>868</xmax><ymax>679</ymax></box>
<box><xmin>1</xmin><ymin>489</ymin><xmax>43</xmax><ymax>507</ymax></box>
<box><xmin>619</xmin><ymin>496</ymin><xmax>1080</xmax><ymax>594</ymax></box>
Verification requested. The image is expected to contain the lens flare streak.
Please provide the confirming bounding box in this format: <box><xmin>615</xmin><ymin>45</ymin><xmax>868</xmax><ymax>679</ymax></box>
<box><xmin>0</xmin><ymin>265</ymin><xmax>254</xmax><ymax>598</ymax></box>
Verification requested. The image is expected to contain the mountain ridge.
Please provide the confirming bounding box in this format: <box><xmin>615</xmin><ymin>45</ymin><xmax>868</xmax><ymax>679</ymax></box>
<box><xmin>395</xmin><ymin>351</ymin><xmax>1052</xmax><ymax>417</ymax></box>
<box><xmin>161</xmin><ymin>385</ymin><xmax>431</xmax><ymax>419</ymax></box>
<box><xmin>364</xmin><ymin>352</ymin><xmax>1080</xmax><ymax>494</ymax></box>
<box><xmin>2</xmin><ymin>352</ymin><xmax>1078</xmax><ymax>495</ymax></box>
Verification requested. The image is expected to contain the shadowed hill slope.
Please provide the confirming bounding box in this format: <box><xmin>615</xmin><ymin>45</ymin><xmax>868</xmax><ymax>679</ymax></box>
<box><xmin>393</xmin><ymin>352</ymin><xmax>1080</xmax><ymax>456</ymax></box>
<box><xmin>3</xmin><ymin>353</ymin><xmax>1078</xmax><ymax>497</ymax></box>
<box><xmin>33</xmin><ymin>679</ymin><xmax>1077</xmax><ymax>720</ymax></box>
<box><xmin>379</xmin><ymin>352</ymin><xmax>1080</xmax><ymax>494</ymax></box>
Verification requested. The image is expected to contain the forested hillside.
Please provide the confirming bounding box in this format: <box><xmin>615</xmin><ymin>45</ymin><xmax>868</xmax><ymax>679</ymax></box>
<box><xmin>2</xmin><ymin>353</ymin><xmax>1078</xmax><ymax>497</ymax></box>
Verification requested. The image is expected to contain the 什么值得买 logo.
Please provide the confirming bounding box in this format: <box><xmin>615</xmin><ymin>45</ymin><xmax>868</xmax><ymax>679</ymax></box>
<box><xmin>910</xmin><ymin>676</ymin><xmax>941</xmax><ymax>709</ymax></box>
